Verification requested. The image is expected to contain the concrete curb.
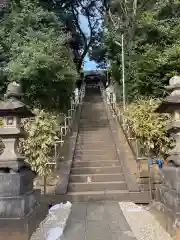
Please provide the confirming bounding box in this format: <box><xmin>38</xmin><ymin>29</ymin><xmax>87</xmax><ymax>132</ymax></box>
<box><xmin>31</xmin><ymin>202</ymin><xmax>72</xmax><ymax>240</ymax></box>
<box><xmin>119</xmin><ymin>202</ymin><xmax>173</xmax><ymax>240</ymax></box>
<box><xmin>55</xmin><ymin>102</ymin><xmax>83</xmax><ymax>195</ymax></box>
<box><xmin>101</xmin><ymin>92</ymin><xmax>140</xmax><ymax>192</ymax></box>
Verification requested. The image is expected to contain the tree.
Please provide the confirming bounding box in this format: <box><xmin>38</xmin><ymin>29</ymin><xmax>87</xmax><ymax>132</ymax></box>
<box><xmin>0</xmin><ymin>0</ymin><xmax>77</xmax><ymax>110</ymax></box>
<box><xmin>0</xmin><ymin>0</ymin><xmax>106</xmax><ymax>176</ymax></box>
<box><xmin>90</xmin><ymin>0</ymin><xmax>180</xmax><ymax>101</ymax></box>
<box><xmin>40</xmin><ymin>0</ymin><xmax>105</xmax><ymax>72</ymax></box>
<box><xmin>0</xmin><ymin>0</ymin><xmax>106</xmax><ymax>110</ymax></box>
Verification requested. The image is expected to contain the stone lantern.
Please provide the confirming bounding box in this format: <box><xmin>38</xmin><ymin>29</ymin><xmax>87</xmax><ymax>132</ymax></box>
<box><xmin>0</xmin><ymin>0</ymin><xmax>7</xmax><ymax>8</ymax></box>
<box><xmin>156</xmin><ymin>76</ymin><xmax>180</xmax><ymax>220</ymax></box>
<box><xmin>0</xmin><ymin>82</ymin><xmax>47</xmax><ymax>239</ymax></box>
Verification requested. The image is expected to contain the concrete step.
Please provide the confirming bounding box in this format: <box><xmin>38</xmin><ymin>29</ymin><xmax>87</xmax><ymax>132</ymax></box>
<box><xmin>76</xmin><ymin>139</ymin><xmax>111</xmax><ymax>143</ymax></box>
<box><xmin>79</xmin><ymin>118</ymin><xmax>107</xmax><ymax>121</ymax></box>
<box><xmin>75</xmin><ymin>147</ymin><xmax>115</xmax><ymax>152</ymax></box>
<box><xmin>79</xmin><ymin>124</ymin><xmax>108</xmax><ymax>127</ymax></box>
<box><xmin>79</xmin><ymin>126</ymin><xmax>109</xmax><ymax>128</ymax></box>
<box><xmin>79</xmin><ymin>122</ymin><xmax>108</xmax><ymax>124</ymax></box>
<box><xmin>77</xmin><ymin>136</ymin><xmax>111</xmax><ymax>141</ymax></box>
<box><xmin>79</xmin><ymin>122</ymin><xmax>107</xmax><ymax>124</ymax></box>
<box><xmin>60</xmin><ymin>190</ymin><xmax>150</xmax><ymax>202</ymax></box>
<box><xmin>71</xmin><ymin>166</ymin><xmax>122</xmax><ymax>175</ymax></box>
<box><xmin>53</xmin><ymin>88</ymin><xmax>151</xmax><ymax>203</ymax></box>
<box><xmin>74</xmin><ymin>155</ymin><xmax>118</xmax><ymax>161</ymax></box>
<box><xmin>81</xmin><ymin>109</ymin><xmax>105</xmax><ymax>112</ymax></box>
<box><xmin>80</xmin><ymin>115</ymin><xmax>107</xmax><ymax>118</ymax></box>
<box><xmin>79</xmin><ymin>120</ymin><xmax>108</xmax><ymax>123</ymax></box>
<box><xmin>79</xmin><ymin>129</ymin><xmax>109</xmax><ymax>132</ymax></box>
<box><xmin>79</xmin><ymin>127</ymin><xmax>109</xmax><ymax>131</ymax></box>
<box><xmin>76</xmin><ymin>140</ymin><xmax>110</xmax><ymax>145</ymax></box>
<box><xmin>75</xmin><ymin>148</ymin><xmax>115</xmax><ymax>153</ymax></box>
<box><xmin>78</xmin><ymin>131</ymin><xmax>110</xmax><ymax>134</ymax></box>
<box><xmin>68</xmin><ymin>181</ymin><xmax>127</xmax><ymax>192</ymax></box>
<box><xmin>75</xmin><ymin>150</ymin><xmax>116</xmax><ymax>155</ymax></box>
<box><xmin>78</xmin><ymin>132</ymin><xmax>110</xmax><ymax>136</ymax></box>
<box><xmin>80</xmin><ymin>114</ymin><xmax>106</xmax><ymax>117</ymax></box>
<box><xmin>72</xmin><ymin>160</ymin><xmax>120</xmax><ymax>168</ymax></box>
<box><xmin>78</xmin><ymin>131</ymin><xmax>110</xmax><ymax>135</ymax></box>
<box><xmin>75</xmin><ymin>145</ymin><xmax>115</xmax><ymax>151</ymax></box>
<box><xmin>69</xmin><ymin>173</ymin><xmax>125</xmax><ymax>183</ymax></box>
<box><xmin>79</xmin><ymin>121</ymin><xmax>108</xmax><ymax>125</ymax></box>
<box><xmin>79</xmin><ymin>124</ymin><xmax>108</xmax><ymax>128</ymax></box>
<box><xmin>80</xmin><ymin>116</ymin><xmax>107</xmax><ymax>119</ymax></box>
<box><xmin>78</xmin><ymin>136</ymin><xmax>111</xmax><ymax>143</ymax></box>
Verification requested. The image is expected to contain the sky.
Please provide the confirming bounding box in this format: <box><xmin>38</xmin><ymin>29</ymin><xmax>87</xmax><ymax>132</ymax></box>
<box><xmin>84</xmin><ymin>56</ymin><xmax>98</xmax><ymax>71</ymax></box>
<box><xmin>79</xmin><ymin>15</ymin><xmax>98</xmax><ymax>71</ymax></box>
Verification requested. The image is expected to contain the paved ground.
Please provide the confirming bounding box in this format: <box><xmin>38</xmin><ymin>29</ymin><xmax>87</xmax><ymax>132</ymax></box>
<box><xmin>61</xmin><ymin>202</ymin><xmax>136</xmax><ymax>240</ymax></box>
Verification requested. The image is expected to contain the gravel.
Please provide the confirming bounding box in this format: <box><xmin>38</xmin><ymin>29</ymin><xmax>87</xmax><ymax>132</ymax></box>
<box><xmin>119</xmin><ymin>202</ymin><xmax>173</xmax><ymax>240</ymax></box>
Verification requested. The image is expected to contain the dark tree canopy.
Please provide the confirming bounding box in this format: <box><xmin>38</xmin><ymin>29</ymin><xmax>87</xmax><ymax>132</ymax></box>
<box><xmin>0</xmin><ymin>0</ymin><xmax>105</xmax><ymax>110</ymax></box>
<box><xmin>40</xmin><ymin>0</ymin><xmax>105</xmax><ymax>71</ymax></box>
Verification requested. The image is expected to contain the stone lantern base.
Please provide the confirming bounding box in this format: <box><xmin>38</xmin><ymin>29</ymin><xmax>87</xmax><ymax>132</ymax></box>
<box><xmin>156</xmin><ymin>166</ymin><xmax>180</xmax><ymax>222</ymax></box>
<box><xmin>154</xmin><ymin>76</ymin><xmax>180</xmax><ymax>231</ymax></box>
<box><xmin>0</xmin><ymin>171</ymin><xmax>48</xmax><ymax>240</ymax></box>
<box><xmin>0</xmin><ymin>201</ymin><xmax>47</xmax><ymax>240</ymax></box>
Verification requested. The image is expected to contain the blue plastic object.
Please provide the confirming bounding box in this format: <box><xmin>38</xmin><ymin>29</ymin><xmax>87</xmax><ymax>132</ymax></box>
<box><xmin>148</xmin><ymin>158</ymin><xmax>163</xmax><ymax>169</ymax></box>
<box><xmin>156</xmin><ymin>159</ymin><xmax>163</xmax><ymax>169</ymax></box>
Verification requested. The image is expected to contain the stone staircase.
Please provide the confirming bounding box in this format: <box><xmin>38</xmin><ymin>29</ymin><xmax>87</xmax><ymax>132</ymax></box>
<box><xmin>63</xmin><ymin>85</ymin><xmax>150</xmax><ymax>202</ymax></box>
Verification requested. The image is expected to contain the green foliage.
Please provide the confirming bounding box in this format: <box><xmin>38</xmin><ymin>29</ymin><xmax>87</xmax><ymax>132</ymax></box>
<box><xmin>0</xmin><ymin>0</ymin><xmax>88</xmax><ymax>176</ymax></box>
<box><xmin>0</xmin><ymin>0</ymin><xmax>105</xmax><ymax>177</ymax></box>
<box><xmin>0</xmin><ymin>0</ymin><xmax>78</xmax><ymax>110</ymax></box>
<box><xmin>91</xmin><ymin>0</ymin><xmax>180</xmax><ymax>101</ymax></box>
<box><xmin>123</xmin><ymin>98</ymin><xmax>172</xmax><ymax>158</ymax></box>
<box><xmin>0</xmin><ymin>110</ymin><xmax>64</xmax><ymax>176</ymax></box>
<box><xmin>41</xmin><ymin>0</ymin><xmax>105</xmax><ymax>72</ymax></box>
<box><xmin>127</xmin><ymin>0</ymin><xmax>180</xmax><ymax>100</ymax></box>
<box><xmin>0</xmin><ymin>118</ymin><xmax>3</xmax><ymax>128</ymax></box>
<box><xmin>0</xmin><ymin>118</ymin><xmax>4</xmax><ymax>155</ymax></box>
<box><xmin>21</xmin><ymin>109</ymin><xmax>63</xmax><ymax>176</ymax></box>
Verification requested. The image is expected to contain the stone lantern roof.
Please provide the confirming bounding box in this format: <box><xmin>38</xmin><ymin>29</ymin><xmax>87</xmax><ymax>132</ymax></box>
<box><xmin>156</xmin><ymin>76</ymin><xmax>180</xmax><ymax>113</ymax></box>
<box><xmin>0</xmin><ymin>82</ymin><xmax>34</xmax><ymax>118</ymax></box>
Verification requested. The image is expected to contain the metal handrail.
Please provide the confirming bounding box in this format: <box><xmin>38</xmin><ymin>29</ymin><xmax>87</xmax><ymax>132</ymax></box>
<box><xmin>99</xmin><ymin>82</ymin><xmax>154</xmax><ymax>197</ymax></box>
<box><xmin>43</xmin><ymin>83</ymin><xmax>86</xmax><ymax>194</ymax></box>
<box><xmin>99</xmin><ymin>83</ymin><xmax>145</xmax><ymax>159</ymax></box>
<box><xmin>99</xmin><ymin>82</ymin><xmax>147</xmax><ymax>158</ymax></box>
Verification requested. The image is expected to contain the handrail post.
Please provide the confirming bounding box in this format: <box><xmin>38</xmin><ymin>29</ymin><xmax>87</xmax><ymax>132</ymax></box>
<box><xmin>43</xmin><ymin>83</ymin><xmax>86</xmax><ymax>195</ymax></box>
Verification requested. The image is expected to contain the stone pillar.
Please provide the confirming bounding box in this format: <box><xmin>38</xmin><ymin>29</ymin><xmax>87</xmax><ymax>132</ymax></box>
<box><xmin>106</xmin><ymin>83</ymin><xmax>116</xmax><ymax>104</ymax></box>
<box><xmin>74</xmin><ymin>87</ymin><xmax>79</xmax><ymax>104</ymax></box>
<box><xmin>156</xmin><ymin>76</ymin><xmax>180</xmax><ymax>221</ymax></box>
<box><xmin>0</xmin><ymin>0</ymin><xmax>7</xmax><ymax>8</ymax></box>
<box><xmin>0</xmin><ymin>82</ymin><xmax>47</xmax><ymax>239</ymax></box>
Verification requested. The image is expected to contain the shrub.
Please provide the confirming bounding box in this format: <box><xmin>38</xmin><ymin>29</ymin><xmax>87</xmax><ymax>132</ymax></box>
<box><xmin>21</xmin><ymin>109</ymin><xmax>63</xmax><ymax>176</ymax></box>
<box><xmin>0</xmin><ymin>118</ymin><xmax>4</xmax><ymax>155</ymax></box>
<box><xmin>123</xmin><ymin>98</ymin><xmax>173</xmax><ymax>158</ymax></box>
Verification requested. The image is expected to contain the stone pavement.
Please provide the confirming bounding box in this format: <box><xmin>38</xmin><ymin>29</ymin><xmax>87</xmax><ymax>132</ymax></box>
<box><xmin>61</xmin><ymin>202</ymin><xmax>136</xmax><ymax>240</ymax></box>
